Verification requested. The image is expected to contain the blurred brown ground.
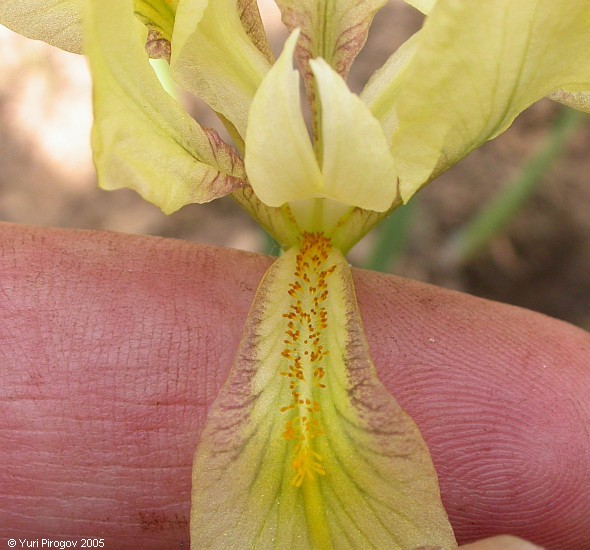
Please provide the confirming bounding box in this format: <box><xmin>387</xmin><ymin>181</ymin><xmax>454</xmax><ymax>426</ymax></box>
<box><xmin>1</xmin><ymin>0</ymin><xmax>589</xmax><ymax>328</ymax></box>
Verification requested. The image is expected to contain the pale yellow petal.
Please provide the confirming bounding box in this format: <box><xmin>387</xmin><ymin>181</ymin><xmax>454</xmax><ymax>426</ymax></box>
<box><xmin>191</xmin><ymin>235</ymin><xmax>456</xmax><ymax>549</ymax></box>
<box><xmin>275</xmin><ymin>0</ymin><xmax>387</xmax><ymax>141</ymax></box>
<box><xmin>275</xmin><ymin>0</ymin><xmax>387</xmax><ymax>79</ymax></box>
<box><xmin>550</xmin><ymin>89</ymin><xmax>590</xmax><ymax>114</ymax></box>
<box><xmin>360</xmin><ymin>31</ymin><xmax>421</xmax><ymax>144</ymax></box>
<box><xmin>403</xmin><ymin>0</ymin><xmax>435</xmax><ymax>14</ymax></box>
<box><xmin>86</xmin><ymin>0</ymin><xmax>246</xmax><ymax>214</ymax></box>
<box><xmin>0</xmin><ymin>0</ymin><xmax>179</xmax><ymax>55</ymax></box>
<box><xmin>0</xmin><ymin>0</ymin><xmax>83</xmax><ymax>53</ymax></box>
<box><xmin>244</xmin><ymin>30</ymin><xmax>323</xmax><ymax>208</ymax></box>
<box><xmin>171</xmin><ymin>0</ymin><xmax>271</xmax><ymax>138</ymax></box>
<box><xmin>237</xmin><ymin>0</ymin><xmax>274</xmax><ymax>63</ymax></box>
<box><xmin>392</xmin><ymin>0</ymin><xmax>590</xmax><ymax>202</ymax></box>
<box><xmin>311</xmin><ymin>58</ymin><xmax>398</xmax><ymax>212</ymax></box>
<box><xmin>134</xmin><ymin>0</ymin><xmax>178</xmax><ymax>59</ymax></box>
<box><xmin>134</xmin><ymin>0</ymin><xmax>177</xmax><ymax>42</ymax></box>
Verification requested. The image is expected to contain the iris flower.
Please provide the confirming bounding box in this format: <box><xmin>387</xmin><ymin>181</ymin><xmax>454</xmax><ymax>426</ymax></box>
<box><xmin>2</xmin><ymin>0</ymin><xmax>589</xmax><ymax>547</ymax></box>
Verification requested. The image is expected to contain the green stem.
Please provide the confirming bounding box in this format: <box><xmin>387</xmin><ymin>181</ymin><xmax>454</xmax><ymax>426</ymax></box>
<box><xmin>448</xmin><ymin>107</ymin><xmax>584</xmax><ymax>264</ymax></box>
<box><xmin>149</xmin><ymin>58</ymin><xmax>179</xmax><ymax>100</ymax></box>
<box><xmin>365</xmin><ymin>201</ymin><xmax>416</xmax><ymax>272</ymax></box>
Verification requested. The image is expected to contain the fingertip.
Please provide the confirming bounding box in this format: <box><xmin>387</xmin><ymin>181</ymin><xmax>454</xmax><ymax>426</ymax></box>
<box><xmin>354</xmin><ymin>269</ymin><xmax>590</xmax><ymax>546</ymax></box>
<box><xmin>459</xmin><ymin>535</ymin><xmax>545</xmax><ymax>549</ymax></box>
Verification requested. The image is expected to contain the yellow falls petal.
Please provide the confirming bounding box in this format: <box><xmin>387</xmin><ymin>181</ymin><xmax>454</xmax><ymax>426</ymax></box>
<box><xmin>392</xmin><ymin>0</ymin><xmax>590</xmax><ymax>202</ymax></box>
<box><xmin>86</xmin><ymin>0</ymin><xmax>246</xmax><ymax>214</ymax></box>
<box><xmin>244</xmin><ymin>30</ymin><xmax>324</xmax><ymax>208</ymax></box>
<box><xmin>170</xmin><ymin>0</ymin><xmax>271</xmax><ymax>138</ymax></box>
<box><xmin>311</xmin><ymin>58</ymin><xmax>398</xmax><ymax>212</ymax></box>
<box><xmin>0</xmin><ymin>0</ymin><xmax>83</xmax><ymax>53</ymax></box>
<box><xmin>191</xmin><ymin>233</ymin><xmax>456</xmax><ymax>549</ymax></box>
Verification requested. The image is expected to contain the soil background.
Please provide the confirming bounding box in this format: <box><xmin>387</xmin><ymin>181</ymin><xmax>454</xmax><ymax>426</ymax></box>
<box><xmin>2</xmin><ymin>0</ymin><xmax>590</xmax><ymax>330</ymax></box>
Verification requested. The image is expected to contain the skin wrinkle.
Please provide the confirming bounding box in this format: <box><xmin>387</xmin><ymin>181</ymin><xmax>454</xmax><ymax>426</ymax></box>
<box><xmin>354</xmin><ymin>269</ymin><xmax>590</xmax><ymax>547</ymax></box>
<box><xmin>0</xmin><ymin>223</ymin><xmax>589</xmax><ymax>548</ymax></box>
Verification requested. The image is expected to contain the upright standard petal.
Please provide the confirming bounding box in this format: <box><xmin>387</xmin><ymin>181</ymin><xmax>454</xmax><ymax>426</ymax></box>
<box><xmin>191</xmin><ymin>233</ymin><xmax>456</xmax><ymax>549</ymax></box>
<box><xmin>86</xmin><ymin>0</ymin><xmax>246</xmax><ymax>214</ymax></box>
<box><xmin>246</xmin><ymin>31</ymin><xmax>397</xmax><ymax>213</ymax></box>
<box><xmin>245</xmin><ymin>30</ymin><xmax>324</xmax><ymax>208</ymax></box>
<box><xmin>275</xmin><ymin>0</ymin><xmax>387</xmax><ymax>79</ymax></box>
<box><xmin>391</xmin><ymin>0</ymin><xmax>590</xmax><ymax>202</ymax></box>
<box><xmin>0</xmin><ymin>0</ymin><xmax>83</xmax><ymax>53</ymax></box>
<box><xmin>311</xmin><ymin>58</ymin><xmax>398</xmax><ymax>212</ymax></box>
<box><xmin>171</xmin><ymin>0</ymin><xmax>271</xmax><ymax>138</ymax></box>
<box><xmin>275</xmin><ymin>0</ymin><xmax>387</xmax><ymax>140</ymax></box>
